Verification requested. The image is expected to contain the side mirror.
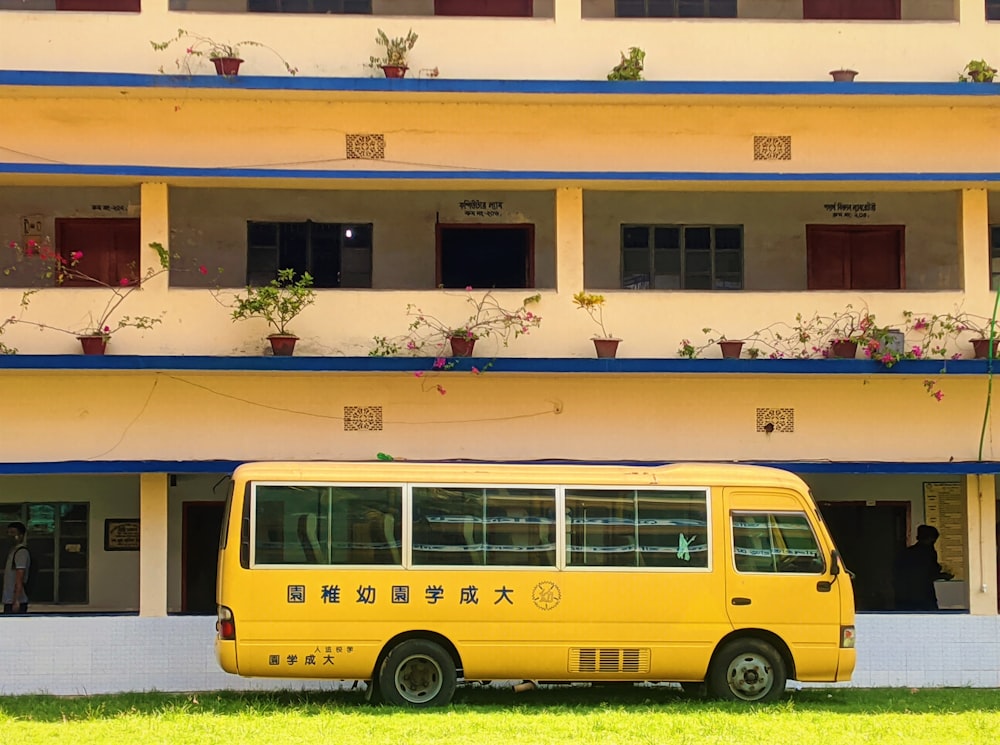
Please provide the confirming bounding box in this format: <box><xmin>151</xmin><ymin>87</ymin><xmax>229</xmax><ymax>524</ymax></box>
<box><xmin>830</xmin><ymin>549</ymin><xmax>841</xmax><ymax>576</ymax></box>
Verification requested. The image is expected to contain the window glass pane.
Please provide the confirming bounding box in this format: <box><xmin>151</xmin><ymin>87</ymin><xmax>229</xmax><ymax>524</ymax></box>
<box><xmin>248</xmin><ymin>222</ymin><xmax>278</xmax><ymax>246</ymax></box>
<box><xmin>254</xmin><ymin>484</ymin><xmax>401</xmax><ymax>566</ymax></box>
<box><xmin>715</xmin><ymin>227</ymin><xmax>742</xmax><ymax>250</ymax></box>
<box><xmin>279</xmin><ymin>223</ymin><xmax>309</xmax><ymax>276</ymax></box>
<box><xmin>684</xmin><ymin>227</ymin><xmax>711</xmax><ymax>250</ymax></box>
<box><xmin>678</xmin><ymin>0</ymin><xmax>705</xmax><ymax>16</ymax></box>
<box><xmin>686</xmin><ymin>250</ymin><xmax>711</xmax><ymax>274</ymax></box>
<box><xmin>310</xmin><ymin>222</ymin><xmax>341</xmax><ymax>288</ymax></box>
<box><xmin>654</xmin><ymin>247</ymin><xmax>681</xmax><ymax>274</ymax></box>
<box><xmin>636</xmin><ymin>490</ymin><xmax>709</xmax><ymax>568</ymax></box>
<box><xmin>615</xmin><ymin>0</ymin><xmax>647</xmax><ymax>16</ymax></box>
<box><xmin>709</xmin><ymin>0</ymin><xmax>737</xmax><ymax>17</ymax></box>
<box><xmin>647</xmin><ymin>0</ymin><xmax>677</xmax><ymax>16</ymax></box>
<box><xmin>1</xmin><ymin>502</ymin><xmax>88</xmax><ymax>604</ymax></box>
<box><xmin>566</xmin><ymin>489</ymin><xmax>638</xmax><ymax>567</ymax></box>
<box><xmin>622</xmin><ymin>226</ymin><xmax>650</xmax><ymax>249</ymax></box>
<box><xmin>413</xmin><ymin>486</ymin><xmax>484</xmax><ymax>566</ymax></box>
<box><xmin>715</xmin><ymin>249</ymin><xmax>741</xmax><ymax>275</ymax></box>
<box><xmin>484</xmin><ymin>488</ymin><xmax>556</xmax><ymax>566</ymax></box>
<box><xmin>653</xmin><ymin>227</ymin><xmax>680</xmax><ymax>249</ymax></box>
<box><xmin>732</xmin><ymin>512</ymin><xmax>823</xmax><ymax>574</ymax></box>
<box><xmin>622</xmin><ymin>248</ymin><xmax>650</xmax><ymax>276</ymax></box>
<box><xmin>343</xmin><ymin>224</ymin><xmax>373</xmax><ymax>248</ymax></box>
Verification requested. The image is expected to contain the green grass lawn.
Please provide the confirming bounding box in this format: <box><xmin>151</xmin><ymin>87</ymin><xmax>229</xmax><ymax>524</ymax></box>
<box><xmin>1</xmin><ymin>686</ymin><xmax>998</xmax><ymax>745</ymax></box>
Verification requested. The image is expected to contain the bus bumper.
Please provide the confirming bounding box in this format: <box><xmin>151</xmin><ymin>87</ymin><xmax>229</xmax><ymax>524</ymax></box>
<box><xmin>836</xmin><ymin>648</ymin><xmax>856</xmax><ymax>682</ymax></box>
<box><xmin>215</xmin><ymin>638</ymin><xmax>239</xmax><ymax>674</ymax></box>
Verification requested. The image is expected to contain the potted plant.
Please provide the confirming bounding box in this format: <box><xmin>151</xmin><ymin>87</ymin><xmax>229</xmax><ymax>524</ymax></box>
<box><xmin>151</xmin><ymin>29</ymin><xmax>298</xmax><ymax>77</ymax></box>
<box><xmin>230</xmin><ymin>268</ymin><xmax>316</xmax><ymax>356</ymax></box>
<box><xmin>573</xmin><ymin>291</ymin><xmax>621</xmax><ymax>358</ymax></box>
<box><xmin>369</xmin><ymin>28</ymin><xmax>418</xmax><ymax>78</ymax></box>
<box><xmin>960</xmin><ymin>59</ymin><xmax>996</xmax><ymax>83</ymax></box>
<box><xmin>608</xmin><ymin>47</ymin><xmax>645</xmax><ymax>81</ymax></box>
<box><xmin>677</xmin><ymin>329</ymin><xmax>757</xmax><ymax>360</ymax></box>
<box><xmin>829</xmin><ymin>68</ymin><xmax>859</xmax><ymax>82</ymax></box>
<box><xmin>5</xmin><ymin>239</ymin><xmax>179</xmax><ymax>355</ymax></box>
<box><xmin>382</xmin><ymin>289</ymin><xmax>541</xmax><ymax>358</ymax></box>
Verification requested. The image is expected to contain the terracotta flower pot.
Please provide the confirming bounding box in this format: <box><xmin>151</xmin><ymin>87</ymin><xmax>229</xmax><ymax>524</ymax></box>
<box><xmin>77</xmin><ymin>335</ymin><xmax>108</xmax><ymax>355</ymax></box>
<box><xmin>718</xmin><ymin>340</ymin><xmax>744</xmax><ymax>359</ymax></box>
<box><xmin>971</xmin><ymin>338</ymin><xmax>1000</xmax><ymax>359</ymax></box>
<box><xmin>212</xmin><ymin>57</ymin><xmax>244</xmax><ymax>76</ymax></box>
<box><xmin>829</xmin><ymin>340</ymin><xmax>859</xmax><ymax>359</ymax></box>
<box><xmin>381</xmin><ymin>65</ymin><xmax>408</xmax><ymax>78</ymax></box>
<box><xmin>829</xmin><ymin>69</ymin><xmax>858</xmax><ymax>82</ymax></box>
<box><xmin>449</xmin><ymin>336</ymin><xmax>477</xmax><ymax>357</ymax></box>
<box><xmin>592</xmin><ymin>338</ymin><xmax>621</xmax><ymax>359</ymax></box>
<box><xmin>268</xmin><ymin>334</ymin><xmax>298</xmax><ymax>356</ymax></box>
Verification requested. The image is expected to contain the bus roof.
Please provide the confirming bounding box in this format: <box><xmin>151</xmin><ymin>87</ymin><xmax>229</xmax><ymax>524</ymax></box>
<box><xmin>231</xmin><ymin>461</ymin><xmax>808</xmax><ymax>491</ymax></box>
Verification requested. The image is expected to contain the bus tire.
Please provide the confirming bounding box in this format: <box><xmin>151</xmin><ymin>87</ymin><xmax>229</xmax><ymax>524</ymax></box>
<box><xmin>378</xmin><ymin>639</ymin><xmax>457</xmax><ymax>707</ymax></box>
<box><xmin>707</xmin><ymin>638</ymin><xmax>786</xmax><ymax>703</ymax></box>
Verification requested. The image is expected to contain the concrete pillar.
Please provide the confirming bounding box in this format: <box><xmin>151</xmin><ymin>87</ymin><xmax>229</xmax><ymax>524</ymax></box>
<box><xmin>555</xmin><ymin>187</ymin><xmax>585</xmax><ymax>293</ymax></box>
<box><xmin>140</xmin><ymin>182</ymin><xmax>170</xmax><ymax>293</ymax></box>
<box><xmin>958</xmin><ymin>0</ymin><xmax>986</xmax><ymax>24</ymax></box>
<box><xmin>958</xmin><ymin>188</ymin><xmax>990</xmax><ymax>297</ymax></box>
<box><xmin>966</xmin><ymin>474</ymin><xmax>999</xmax><ymax>615</ymax></box>
<box><xmin>139</xmin><ymin>473</ymin><xmax>169</xmax><ymax>617</ymax></box>
<box><xmin>554</xmin><ymin>0</ymin><xmax>581</xmax><ymax>23</ymax></box>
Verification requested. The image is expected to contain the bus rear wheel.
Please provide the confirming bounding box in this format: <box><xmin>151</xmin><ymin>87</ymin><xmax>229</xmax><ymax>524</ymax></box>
<box><xmin>707</xmin><ymin>639</ymin><xmax>786</xmax><ymax>703</ymax></box>
<box><xmin>378</xmin><ymin>639</ymin><xmax>457</xmax><ymax>707</ymax></box>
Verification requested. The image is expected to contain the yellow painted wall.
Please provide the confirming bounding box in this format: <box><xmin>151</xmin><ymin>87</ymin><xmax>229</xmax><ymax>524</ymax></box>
<box><xmin>5</xmin><ymin>94</ymin><xmax>1000</xmax><ymax>175</ymax></box>
<box><xmin>0</xmin><ymin>370</ymin><xmax>997</xmax><ymax>463</ymax></box>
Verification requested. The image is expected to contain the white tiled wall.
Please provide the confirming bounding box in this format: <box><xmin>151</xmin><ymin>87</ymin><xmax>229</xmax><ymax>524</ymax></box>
<box><xmin>0</xmin><ymin>614</ymin><xmax>997</xmax><ymax>695</ymax></box>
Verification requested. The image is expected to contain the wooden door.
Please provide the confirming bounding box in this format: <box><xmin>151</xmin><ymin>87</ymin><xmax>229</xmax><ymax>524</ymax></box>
<box><xmin>435</xmin><ymin>0</ymin><xmax>533</xmax><ymax>16</ymax></box>
<box><xmin>803</xmin><ymin>0</ymin><xmax>900</xmax><ymax>19</ymax></box>
<box><xmin>806</xmin><ymin>225</ymin><xmax>904</xmax><ymax>290</ymax></box>
<box><xmin>55</xmin><ymin>218</ymin><xmax>140</xmax><ymax>287</ymax></box>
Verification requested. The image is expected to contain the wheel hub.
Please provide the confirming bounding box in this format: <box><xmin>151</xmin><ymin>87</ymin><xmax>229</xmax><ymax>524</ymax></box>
<box><xmin>727</xmin><ymin>653</ymin><xmax>773</xmax><ymax>700</ymax></box>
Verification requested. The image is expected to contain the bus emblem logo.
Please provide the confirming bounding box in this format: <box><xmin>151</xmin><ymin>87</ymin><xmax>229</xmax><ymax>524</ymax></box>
<box><xmin>532</xmin><ymin>581</ymin><xmax>561</xmax><ymax>611</ymax></box>
<box><xmin>288</xmin><ymin>585</ymin><xmax>305</xmax><ymax>603</ymax></box>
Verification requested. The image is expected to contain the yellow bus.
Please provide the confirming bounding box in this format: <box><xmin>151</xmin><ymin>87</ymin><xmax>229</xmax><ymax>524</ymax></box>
<box><xmin>215</xmin><ymin>461</ymin><xmax>855</xmax><ymax>705</ymax></box>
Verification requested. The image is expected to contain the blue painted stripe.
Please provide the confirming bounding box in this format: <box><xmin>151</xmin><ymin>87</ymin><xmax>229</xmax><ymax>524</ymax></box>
<box><xmin>3</xmin><ymin>71</ymin><xmax>999</xmax><ymax>98</ymax></box>
<box><xmin>3</xmin><ymin>162</ymin><xmax>1000</xmax><ymax>182</ymax></box>
<box><xmin>0</xmin><ymin>355</ymin><xmax>988</xmax><ymax>374</ymax></box>
<box><xmin>0</xmin><ymin>459</ymin><xmax>995</xmax><ymax>475</ymax></box>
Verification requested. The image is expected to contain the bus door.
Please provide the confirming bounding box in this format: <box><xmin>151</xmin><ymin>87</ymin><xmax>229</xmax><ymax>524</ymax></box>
<box><xmin>722</xmin><ymin>490</ymin><xmax>842</xmax><ymax>678</ymax></box>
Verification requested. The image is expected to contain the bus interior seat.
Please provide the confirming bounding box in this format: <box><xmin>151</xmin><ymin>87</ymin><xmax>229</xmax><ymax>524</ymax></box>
<box><xmin>297</xmin><ymin>513</ymin><xmax>320</xmax><ymax>564</ymax></box>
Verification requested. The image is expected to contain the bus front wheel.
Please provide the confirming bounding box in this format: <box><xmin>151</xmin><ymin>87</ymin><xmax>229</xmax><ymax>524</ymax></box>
<box><xmin>378</xmin><ymin>639</ymin><xmax>457</xmax><ymax>707</ymax></box>
<box><xmin>707</xmin><ymin>639</ymin><xmax>786</xmax><ymax>703</ymax></box>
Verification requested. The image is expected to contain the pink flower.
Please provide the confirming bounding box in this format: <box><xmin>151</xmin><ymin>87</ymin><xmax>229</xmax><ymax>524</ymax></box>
<box><xmin>436</xmin><ymin>385</ymin><xmax>447</xmax><ymax>395</ymax></box>
<box><xmin>471</xmin><ymin>366</ymin><xmax>480</xmax><ymax>375</ymax></box>
<box><xmin>913</xmin><ymin>318</ymin><xmax>928</xmax><ymax>331</ymax></box>
<box><xmin>465</xmin><ymin>286</ymin><xmax>472</xmax><ymax>292</ymax></box>
<box><xmin>880</xmin><ymin>354</ymin><xmax>893</xmax><ymax>364</ymax></box>
<box><xmin>413</xmin><ymin>371</ymin><xmax>424</xmax><ymax>378</ymax></box>
<box><xmin>933</xmin><ymin>390</ymin><xmax>944</xmax><ymax>401</ymax></box>
<box><xmin>102</xmin><ymin>326</ymin><xmax>110</xmax><ymax>333</ymax></box>
<box><xmin>911</xmin><ymin>346</ymin><xmax>923</xmax><ymax>358</ymax></box>
<box><xmin>70</xmin><ymin>251</ymin><xmax>83</xmax><ymax>261</ymax></box>
<box><xmin>120</xmin><ymin>277</ymin><xmax>130</xmax><ymax>286</ymax></box>
<box><xmin>8</xmin><ymin>241</ymin><xmax>15</xmax><ymax>249</ymax></box>
<box><xmin>433</xmin><ymin>357</ymin><xmax>446</xmax><ymax>370</ymax></box>
<box><xmin>198</xmin><ymin>265</ymin><xmax>208</xmax><ymax>275</ymax></box>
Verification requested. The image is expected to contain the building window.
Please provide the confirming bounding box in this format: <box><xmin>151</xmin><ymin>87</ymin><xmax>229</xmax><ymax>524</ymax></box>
<box><xmin>615</xmin><ymin>0</ymin><xmax>736</xmax><ymax>17</ymax></box>
<box><xmin>0</xmin><ymin>502</ymin><xmax>89</xmax><ymax>604</ymax></box>
<box><xmin>990</xmin><ymin>1</ymin><xmax>1000</xmax><ymax>21</ymax></box>
<box><xmin>245</xmin><ymin>0</ymin><xmax>371</xmax><ymax>11</ymax></box>
<box><xmin>621</xmin><ymin>224</ymin><xmax>743</xmax><ymax>290</ymax></box>
<box><xmin>802</xmin><ymin>0</ymin><xmax>899</xmax><ymax>20</ymax></box>
<box><xmin>990</xmin><ymin>227</ymin><xmax>1000</xmax><ymax>290</ymax></box>
<box><xmin>246</xmin><ymin>221</ymin><xmax>373</xmax><ymax>288</ymax></box>
<box><xmin>435</xmin><ymin>0</ymin><xmax>534</xmax><ymax>15</ymax></box>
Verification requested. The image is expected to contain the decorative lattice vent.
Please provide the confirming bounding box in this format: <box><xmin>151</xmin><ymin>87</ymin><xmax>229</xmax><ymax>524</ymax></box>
<box><xmin>569</xmin><ymin>648</ymin><xmax>650</xmax><ymax>674</ymax></box>
<box><xmin>753</xmin><ymin>135</ymin><xmax>792</xmax><ymax>161</ymax></box>
<box><xmin>344</xmin><ymin>406</ymin><xmax>383</xmax><ymax>431</ymax></box>
<box><xmin>346</xmin><ymin>134</ymin><xmax>386</xmax><ymax>160</ymax></box>
<box><xmin>757</xmin><ymin>407</ymin><xmax>794</xmax><ymax>433</ymax></box>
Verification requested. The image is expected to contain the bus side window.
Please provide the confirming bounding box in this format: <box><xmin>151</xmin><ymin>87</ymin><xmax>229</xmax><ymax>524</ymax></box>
<box><xmin>732</xmin><ymin>511</ymin><xmax>824</xmax><ymax>574</ymax></box>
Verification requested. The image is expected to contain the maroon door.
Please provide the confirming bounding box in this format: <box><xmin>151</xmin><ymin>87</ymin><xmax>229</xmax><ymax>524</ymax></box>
<box><xmin>806</xmin><ymin>225</ymin><xmax>905</xmax><ymax>290</ymax></box>
<box><xmin>803</xmin><ymin>0</ymin><xmax>899</xmax><ymax>19</ymax></box>
<box><xmin>435</xmin><ymin>0</ymin><xmax>533</xmax><ymax>16</ymax></box>
<box><xmin>55</xmin><ymin>218</ymin><xmax>141</xmax><ymax>287</ymax></box>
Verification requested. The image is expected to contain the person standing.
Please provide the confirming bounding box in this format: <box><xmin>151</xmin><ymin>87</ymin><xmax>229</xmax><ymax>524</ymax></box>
<box><xmin>2</xmin><ymin>521</ymin><xmax>30</xmax><ymax>614</ymax></box>
<box><xmin>893</xmin><ymin>524</ymin><xmax>951</xmax><ymax>611</ymax></box>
